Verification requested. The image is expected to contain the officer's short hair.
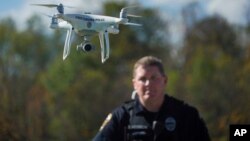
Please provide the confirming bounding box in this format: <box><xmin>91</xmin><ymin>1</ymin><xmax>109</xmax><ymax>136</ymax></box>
<box><xmin>133</xmin><ymin>56</ymin><xmax>166</xmax><ymax>77</ymax></box>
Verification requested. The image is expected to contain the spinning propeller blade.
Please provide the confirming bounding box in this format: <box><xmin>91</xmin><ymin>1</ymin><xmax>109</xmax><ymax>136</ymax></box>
<box><xmin>127</xmin><ymin>14</ymin><xmax>141</xmax><ymax>18</ymax></box>
<box><xmin>124</xmin><ymin>23</ymin><xmax>142</xmax><ymax>26</ymax></box>
<box><xmin>121</xmin><ymin>6</ymin><xmax>139</xmax><ymax>11</ymax></box>
<box><xmin>39</xmin><ymin>12</ymin><xmax>53</xmax><ymax>18</ymax></box>
<box><xmin>119</xmin><ymin>6</ymin><xmax>142</xmax><ymax>26</ymax></box>
<box><xmin>31</xmin><ymin>3</ymin><xmax>77</xmax><ymax>14</ymax></box>
<box><xmin>31</xmin><ymin>4</ymin><xmax>58</xmax><ymax>8</ymax></box>
<box><xmin>120</xmin><ymin>6</ymin><xmax>141</xmax><ymax>19</ymax></box>
<box><xmin>31</xmin><ymin>3</ymin><xmax>77</xmax><ymax>8</ymax></box>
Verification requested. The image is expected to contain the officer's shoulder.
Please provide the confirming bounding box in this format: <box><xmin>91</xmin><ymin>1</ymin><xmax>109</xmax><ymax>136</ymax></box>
<box><xmin>167</xmin><ymin>95</ymin><xmax>199</xmax><ymax>114</ymax></box>
<box><xmin>111</xmin><ymin>100</ymin><xmax>135</xmax><ymax>116</ymax></box>
<box><xmin>121</xmin><ymin>100</ymin><xmax>136</xmax><ymax>111</ymax></box>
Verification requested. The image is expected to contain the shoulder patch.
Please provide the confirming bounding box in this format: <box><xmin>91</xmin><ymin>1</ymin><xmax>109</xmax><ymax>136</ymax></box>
<box><xmin>99</xmin><ymin>113</ymin><xmax>112</xmax><ymax>131</ymax></box>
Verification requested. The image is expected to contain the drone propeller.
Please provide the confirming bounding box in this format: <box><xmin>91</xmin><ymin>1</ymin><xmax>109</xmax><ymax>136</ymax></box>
<box><xmin>127</xmin><ymin>14</ymin><xmax>141</xmax><ymax>18</ymax></box>
<box><xmin>31</xmin><ymin>4</ymin><xmax>59</xmax><ymax>8</ymax></box>
<box><xmin>119</xmin><ymin>6</ymin><xmax>142</xmax><ymax>26</ymax></box>
<box><xmin>121</xmin><ymin>6</ymin><xmax>139</xmax><ymax>11</ymax></box>
<box><xmin>31</xmin><ymin>3</ymin><xmax>64</xmax><ymax>14</ymax></box>
<box><xmin>124</xmin><ymin>23</ymin><xmax>142</xmax><ymax>26</ymax></box>
<box><xmin>31</xmin><ymin>3</ymin><xmax>77</xmax><ymax>14</ymax></box>
<box><xmin>120</xmin><ymin>6</ymin><xmax>141</xmax><ymax>19</ymax></box>
<box><xmin>38</xmin><ymin>12</ymin><xmax>53</xmax><ymax>18</ymax></box>
<box><xmin>31</xmin><ymin>3</ymin><xmax>76</xmax><ymax>8</ymax></box>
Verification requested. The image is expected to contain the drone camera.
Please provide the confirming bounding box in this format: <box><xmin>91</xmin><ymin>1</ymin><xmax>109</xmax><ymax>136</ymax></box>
<box><xmin>83</xmin><ymin>44</ymin><xmax>92</xmax><ymax>51</ymax></box>
<box><xmin>77</xmin><ymin>43</ymin><xmax>95</xmax><ymax>52</ymax></box>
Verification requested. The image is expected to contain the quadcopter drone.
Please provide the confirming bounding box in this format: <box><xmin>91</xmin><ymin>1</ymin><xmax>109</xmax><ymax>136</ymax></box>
<box><xmin>32</xmin><ymin>3</ymin><xmax>141</xmax><ymax>63</ymax></box>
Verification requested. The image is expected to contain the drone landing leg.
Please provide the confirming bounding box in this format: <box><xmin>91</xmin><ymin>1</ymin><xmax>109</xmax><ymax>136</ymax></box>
<box><xmin>63</xmin><ymin>28</ymin><xmax>72</xmax><ymax>60</ymax></box>
<box><xmin>99</xmin><ymin>31</ymin><xmax>110</xmax><ymax>63</ymax></box>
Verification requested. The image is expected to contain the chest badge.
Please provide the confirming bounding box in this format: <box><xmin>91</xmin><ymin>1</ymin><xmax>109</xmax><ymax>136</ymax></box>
<box><xmin>165</xmin><ymin>117</ymin><xmax>176</xmax><ymax>132</ymax></box>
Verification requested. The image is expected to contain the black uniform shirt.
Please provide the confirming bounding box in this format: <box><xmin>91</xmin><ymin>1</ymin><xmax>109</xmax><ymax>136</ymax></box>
<box><xmin>93</xmin><ymin>95</ymin><xmax>210</xmax><ymax>141</ymax></box>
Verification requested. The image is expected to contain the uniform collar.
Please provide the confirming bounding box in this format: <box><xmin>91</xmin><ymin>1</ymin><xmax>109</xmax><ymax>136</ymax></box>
<box><xmin>134</xmin><ymin>95</ymin><xmax>169</xmax><ymax>115</ymax></box>
<box><xmin>134</xmin><ymin>98</ymin><xmax>145</xmax><ymax>114</ymax></box>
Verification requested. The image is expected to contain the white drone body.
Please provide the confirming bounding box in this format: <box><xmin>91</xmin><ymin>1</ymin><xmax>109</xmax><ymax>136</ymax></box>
<box><xmin>33</xmin><ymin>3</ymin><xmax>141</xmax><ymax>63</ymax></box>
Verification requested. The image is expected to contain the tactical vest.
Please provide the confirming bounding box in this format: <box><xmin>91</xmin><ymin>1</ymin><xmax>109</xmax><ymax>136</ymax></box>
<box><xmin>123</xmin><ymin>101</ymin><xmax>152</xmax><ymax>141</ymax></box>
<box><xmin>124</xmin><ymin>101</ymin><xmax>177</xmax><ymax>141</ymax></box>
<box><xmin>122</xmin><ymin>101</ymin><xmax>175</xmax><ymax>141</ymax></box>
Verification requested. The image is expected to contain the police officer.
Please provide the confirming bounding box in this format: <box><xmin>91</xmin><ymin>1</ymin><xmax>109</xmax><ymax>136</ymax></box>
<box><xmin>93</xmin><ymin>56</ymin><xmax>210</xmax><ymax>141</ymax></box>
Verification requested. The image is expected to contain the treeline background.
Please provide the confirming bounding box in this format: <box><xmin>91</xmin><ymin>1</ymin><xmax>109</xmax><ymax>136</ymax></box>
<box><xmin>0</xmin><ymin>1</ymin><xmax>250</xmax><ymax>141</ymax></box>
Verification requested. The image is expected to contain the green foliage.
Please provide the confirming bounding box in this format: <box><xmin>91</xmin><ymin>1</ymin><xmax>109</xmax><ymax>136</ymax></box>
<box><xmin>177</xmin><ymin>15</ymin><xmax>250</xmax><ymax>140</ymax></box>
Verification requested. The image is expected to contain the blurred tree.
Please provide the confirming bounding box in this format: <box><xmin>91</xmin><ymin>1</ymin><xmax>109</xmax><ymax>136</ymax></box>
<box><xmin>0</xmin><ymin>17</ymin><xmax>26</xmax><ymax>140</ymax></box>
<box><xmin>176</xmin><ymin>15</ymin><xmax>249</xmax><ymax>141</ymax></box>
<box><xmin>0</xmin><ymin>15</ymin><xmax>58</xmax><ymax>140</ymax></box>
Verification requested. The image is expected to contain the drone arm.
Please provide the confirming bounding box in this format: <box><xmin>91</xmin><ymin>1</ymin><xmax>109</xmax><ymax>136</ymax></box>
<box><xmin>99</xmin><ymin>31</ymin><xmax>110</xmax><ymax>63</ymax></box>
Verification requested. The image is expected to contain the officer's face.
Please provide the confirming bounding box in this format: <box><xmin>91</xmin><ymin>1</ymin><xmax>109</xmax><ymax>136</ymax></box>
<box><xmin>133</xmin><ymin>65</ymin><xmax>167</xmax><ymax>107</ymax></box>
